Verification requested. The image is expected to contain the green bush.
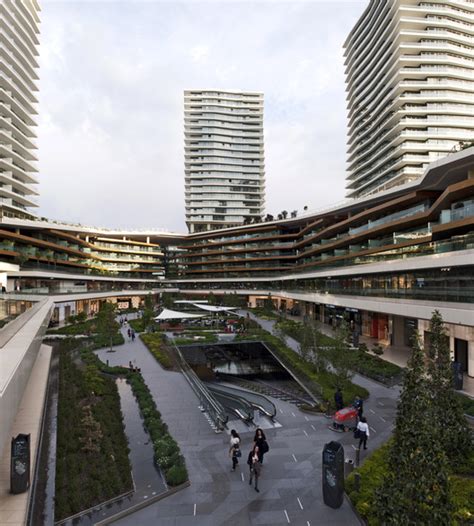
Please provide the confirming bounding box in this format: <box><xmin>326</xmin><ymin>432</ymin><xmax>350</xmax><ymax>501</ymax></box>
<box><xmin>455</xmin><ymin>392</ymin><xmax>474</xmax><ymax>417</ymax></box>
<box><xmin>347</xmin><ymin>440</ymin><xmax>474</xmax><ymax>525</ymax></box>
<box><xmin>55</xmin><ymin>341</ymin><xmax>133</xmax><ymax>520</ymax></box>
<box><xmin>140</xmin><ymin>334</ymin><xmax>173</xmax><ymax>369</ymax></box>
<box><xmin>165</xmin><ymin>461</ymin><xmax>188</xmax><ymax>487</ymax></box>
<box><xmin>274</xmin><ymin>319</ymin><xmax>402</xmax><ymax>384</ymax></box>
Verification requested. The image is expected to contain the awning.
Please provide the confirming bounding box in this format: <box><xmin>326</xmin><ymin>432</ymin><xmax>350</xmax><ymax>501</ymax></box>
<box><xmin>174</xmin><ymin>300</ymin><xmax>208</xmax><ymax>304</ymax></box>
<box><xmin>192</xmin><ymin>304</ymin><xmax>237</xmax><ymax>313</ymax></box>
<box><xmin>155</xmin><ymin>308</ymin><xmax>206</xmax><ymax>321</ymax></box>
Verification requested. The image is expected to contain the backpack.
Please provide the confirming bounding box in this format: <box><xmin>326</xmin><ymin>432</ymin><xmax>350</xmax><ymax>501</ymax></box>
<box><xmin>261</xmin><ymin>440</ymin><xmax>269</xmax><ymax>454</ymax></box>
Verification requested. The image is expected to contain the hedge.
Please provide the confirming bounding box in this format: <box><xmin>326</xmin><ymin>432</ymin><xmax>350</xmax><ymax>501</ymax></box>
<box><xmin>140</xmin><ymin>333</ymin><xmax>173</xmax><ymax>370</ymax></box>
<box><xmin>455</xmin><ymin>392</ymin><xmax>474</xmax><ymax>418</ymax></box>
<box><xmin>346</xmin><ymin>441</ymin><xmax>474</xmax><ymax>525</ymax></box>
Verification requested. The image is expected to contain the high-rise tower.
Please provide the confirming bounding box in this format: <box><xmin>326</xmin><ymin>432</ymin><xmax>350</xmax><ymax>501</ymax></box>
<box><xmin>184</xmin><ymin>90</ymin><xmax>265</xmax><ymax>233</ymax></box>
<box><xmin>344</xmin><ymin>0</ymin><xmax>474</xmax><ymax>199</ymax></box>
<box><xmin>0</xmin><ymin>0</ymin><xmax>40</xmax><ymax>218</ymax></box>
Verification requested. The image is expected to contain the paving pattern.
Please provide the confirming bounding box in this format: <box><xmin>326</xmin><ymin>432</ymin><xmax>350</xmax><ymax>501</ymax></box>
<box><xmin>95</xmin><ymin>315</ymin><xmax>400</xmax><ymax>526</ymax></box>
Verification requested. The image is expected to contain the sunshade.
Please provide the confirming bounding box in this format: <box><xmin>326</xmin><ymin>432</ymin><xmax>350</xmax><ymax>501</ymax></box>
<box><xmin>155</xmin><ymin>308</ymin><xmax>206</xmax><ymax>320</ymax></box>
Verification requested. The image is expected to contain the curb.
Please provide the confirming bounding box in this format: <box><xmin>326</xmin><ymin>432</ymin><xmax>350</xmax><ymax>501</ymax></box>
<box><xmin>93</xmin><ymin>480</ymin><xmax>191</xmax><ymax>525</ymax></box>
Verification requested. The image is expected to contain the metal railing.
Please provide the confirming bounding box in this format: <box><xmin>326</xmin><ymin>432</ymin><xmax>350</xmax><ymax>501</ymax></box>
<box><xmin>171</xmin><ymin>342</ymin><xmax>228</xmax><ymax>430</ymax></box>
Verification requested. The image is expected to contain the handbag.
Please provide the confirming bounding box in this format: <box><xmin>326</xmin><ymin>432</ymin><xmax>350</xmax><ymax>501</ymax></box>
<box><xmin>353</xmin><ymin>428</ymin><xmax>361</xmax><ymax>439</ymax></box>
<box><xmin>234</xmin><ymin>446</ymin><xmax>242</xmax><ymax>458</ymax></box>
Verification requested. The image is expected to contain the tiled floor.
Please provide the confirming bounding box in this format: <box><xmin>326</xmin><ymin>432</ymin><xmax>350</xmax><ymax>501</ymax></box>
<box><xmin>95</xmin><ymin>317</ymin><xmax>399</xmax><ymax>526</ymax></box>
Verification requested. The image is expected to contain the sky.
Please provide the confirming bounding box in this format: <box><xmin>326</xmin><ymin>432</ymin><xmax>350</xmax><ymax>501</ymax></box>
<box><xmin>37</xmin><ymin>0</ymin><xmax>367</xmax><ymax>232</ymax></box>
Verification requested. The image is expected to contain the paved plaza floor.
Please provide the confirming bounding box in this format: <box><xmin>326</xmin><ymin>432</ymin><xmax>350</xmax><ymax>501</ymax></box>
<box><xmin>94</xmin><ymin>316</ymin><xmax>399</xmax><ymax>526</ymax></box>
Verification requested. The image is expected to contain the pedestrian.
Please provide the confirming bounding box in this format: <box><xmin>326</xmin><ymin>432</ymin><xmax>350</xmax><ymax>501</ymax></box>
<box><xmin>354</xmin><ymin>396</ymin><xmax>363</xmax><ymax>419</ymax></box>
<box><xmin>334</xmin><ymin>387</ymin><xmax>344</xmax><ymax>411</ymax></box>
<box><xmin>229</xmin><ymin>429</ymin><xmax>241</xmax><ymax>471</ymax></box>
<box><xmin>127</xmin><ymin>328</ymin><xmax>131</xmax><ymax>339</ymax></box>
<box><xmin>355</xmin><ymin>416</ymin><xmax>370</xmax><ymax>450</ymax></box>
<box><xmin>247</xmin><ymin>445</ymin><xmax>262</xmax><ymax>492</ymax></box>
<box><xmin>253</xmin><ymin>428</ymin><xmax>269</xmax><ymax>464</ymax></box>
<box><xmin>131</xmin><ymin>330</ymin><xmax>135</xmax><ymax>341</ymax></box>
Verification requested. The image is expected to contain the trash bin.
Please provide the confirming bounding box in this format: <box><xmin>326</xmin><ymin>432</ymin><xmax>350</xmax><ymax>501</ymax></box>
<box><xmin>322</xmin><ymin>441</ymin><xmax>344</xmax><ymax>509</ymax></box>
<box><xmin>344</xmin><ymin>458</ymin><xmax>354</xmax><ymax>478</ymax></box>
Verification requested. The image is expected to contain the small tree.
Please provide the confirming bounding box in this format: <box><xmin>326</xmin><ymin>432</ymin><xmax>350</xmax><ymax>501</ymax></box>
<box><xmin>76</xmin><ymin>311</ymin><xmax>87</xmax><ymax>324</ymax></box>
<box><xmin>426</xmin><ymin>310</ymin><xmax>472</xmax><ymax>464</ymax></box>
<box><xmin>96</xmin><ymin>302</ymin><xmax>118</xmax><ymax>352</ymax></box>
<box><xmin>262</xmin><ymin>294</ymin><xmax>274</xmax><ymax>314</ymax></box>
<box><xmin>207</xmin><ymin>291</ymin><xmax>217</xmax><ymax>305</ymax></box>
<box><xmin>142</xmin><ymin>294</ymin><xmax>155</xmax><ymax>332</ymax></box>
<box><xmin>330</xmin><ymin>317</ymin><xmax>355</xmax><ymax>385</ymax></box>
<box><xmin>374</xmin><ymin>336</ymin><xmax>451</xmax><ymax>524</ymax></box>
<box><xmin>299</xmin><ymin>319</ymin><xmax>327</xmax><ymax>373</ymax></box>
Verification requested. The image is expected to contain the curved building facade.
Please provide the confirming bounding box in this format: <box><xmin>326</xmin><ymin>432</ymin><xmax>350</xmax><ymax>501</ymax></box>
<box><xmin>184</xmin><ymin>89</ymin><xmax>265</xmax><ymax>233</ymax></box>
<box><xmin>345</xmin><ymin>0</ymin><xmax>474</xmax><ymax>199</ymax></box>
<box><xmin>0</xmin><ymin>0</ymin><xmax>40</xmax><ymax>218</ymax></box>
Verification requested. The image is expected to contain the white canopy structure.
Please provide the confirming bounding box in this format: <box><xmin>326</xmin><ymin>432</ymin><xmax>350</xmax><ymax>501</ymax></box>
<box><xmin>154</xmin><ymin>308</ymin><xmax>205</xmax><ymax>321</ymax></box>
<box><xmin>174</xmin><ymin>300</ymin><xmax>208</xmax><ymax>304</ymax></box>
<box><xmin>192</xmin><ymin>304</ymin><xmax>237</xmax><ymax>313</ymax></box>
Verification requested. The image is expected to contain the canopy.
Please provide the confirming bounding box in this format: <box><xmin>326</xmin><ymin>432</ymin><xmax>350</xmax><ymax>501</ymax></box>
<box><xmin>155</xmin><ymin>308</ymin><xmax>205</xmax><ymax>321</ymax></box>
<box><xmin>192</xmin><ymin>304</ymin><xmax>237</xmax><ymax>313</ymax></box>
<box><xmin>174</xmin><ymin>300</ymin><xmax>208</xmax><ymax>304</ymax></box>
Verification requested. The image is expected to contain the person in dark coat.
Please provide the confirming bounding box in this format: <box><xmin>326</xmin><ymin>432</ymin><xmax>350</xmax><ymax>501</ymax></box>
<box><xmin>334</xmin><ymin>388</ymin><xmax>344</xmax><ymax>411</ymax></box>
<box><xmin>354</xmin><ymin>396</ymin><xmax>364</xmax><ymax>419</ymax></box>
<box><xmin>253</xmin><ymin>428</ymin><xmax>268</xmax><ymax>464</ymax></box>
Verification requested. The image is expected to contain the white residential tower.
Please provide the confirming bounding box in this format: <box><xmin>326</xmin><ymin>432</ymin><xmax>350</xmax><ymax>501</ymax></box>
<box><xmin>0</xmin><ymin>0</ymin><xmax>40</xmax><ymax>218</ymax></box>
<box><xmin>344</xmin><ymin>0</ymin><xmax>474</xmax><ymax>199</ymax></box>
<box><xmin>184</xmin><ymin>89</ymin><xmax>265</xmax><ymax>233</ymax></box>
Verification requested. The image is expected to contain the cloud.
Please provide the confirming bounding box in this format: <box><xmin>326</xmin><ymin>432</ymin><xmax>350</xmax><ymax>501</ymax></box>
<box><xmin>37</xmin><ymin>0</ymin><xmax>367</xmax><ymax>231</ymax></box>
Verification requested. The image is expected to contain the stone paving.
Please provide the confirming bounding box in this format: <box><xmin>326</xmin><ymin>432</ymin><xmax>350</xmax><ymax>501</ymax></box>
<box><xmin>95</xmin><ymin>315</ymin><xmax>400</xmax><ymax>526</ymax></box>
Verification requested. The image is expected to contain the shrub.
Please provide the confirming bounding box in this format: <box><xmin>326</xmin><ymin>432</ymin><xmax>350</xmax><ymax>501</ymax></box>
<box><xmin>140</xmin><ymin>334</ymin><xmax>173</xmax><ymax>369</ymax></box>
<box><xmin>165</xmin><ymin>462</ymin><xmax>188</xmax><ymax>487</ymax></box>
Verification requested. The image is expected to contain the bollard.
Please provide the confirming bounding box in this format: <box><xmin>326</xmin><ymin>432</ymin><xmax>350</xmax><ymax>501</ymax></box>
<box><xmin>354</xmin><ymin>472</ymin><xmax>361</xmax><ymax>492</ymax></box>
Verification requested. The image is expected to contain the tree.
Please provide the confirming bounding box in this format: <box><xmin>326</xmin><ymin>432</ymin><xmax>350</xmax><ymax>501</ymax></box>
<box><xmin>207</xmin><ymin>291</ymin><xmax>217</xmax><ymax>305</ymax></box>
<box><xmin>96</xmin><ymin>302</ymin><xmax>119</xmax><ymax>352</ymax></box>
<box><xmin>330</xmin><ymin>317</ymin><xmax>355</xmax><ymax>386</ymax></box>
<box><xmin>374</xmin><ymin>336</ymin><xmax>451</xmax><ymax>525</ymax></box>
<box><xmin>299</xmin><ymin>319</ymin><xmax>327</xmax><ymax>373</ymax></box>
<box><xmin>262</xmin><ymin>294</ymin><xmax>274</xmax><ymax>314</ymax></box>
<box><xmin>426</xmin><ymin>310</ymin><xmax>472</xmax><ymax>464</ymax></box>
<box><xmin>142</xmin><ymin>294</ymin><xmax>155</xmax><ymax>332</ymax></box>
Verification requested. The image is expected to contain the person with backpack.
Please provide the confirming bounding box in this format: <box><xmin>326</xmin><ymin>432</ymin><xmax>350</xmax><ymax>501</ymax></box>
<box><xmin>229</xmin><ymin>429</ymin><xmax>241</xmax><ymax>471</ymax></box>
<box><xmin>253</xmin><ymin>428</ymin><xmax>269</xmax><ymax>464</ymax></box>
<box><xmin>247</xmin><ymin>445</ymin><xmax>262</xmax><ymax>493</ymax></box>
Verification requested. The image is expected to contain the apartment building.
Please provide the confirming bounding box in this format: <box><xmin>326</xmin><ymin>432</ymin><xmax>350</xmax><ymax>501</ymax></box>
<box><xmin>0</xmin><ymin>0</ymin><xmax>40</xmax><ymax>218</ymax></box>
<box><xmin>184</xmin><ymin>89</ymin><xmax>265</xmax><ymax>233</ymax></box>
<box><xmin>345</xmin><ymin>0</ymin><xmax>474</xmax><ymax>199</ymax></box>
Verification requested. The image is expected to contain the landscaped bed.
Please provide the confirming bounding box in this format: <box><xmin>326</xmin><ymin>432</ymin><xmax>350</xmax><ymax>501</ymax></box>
<box><xmin>140</xmin><ymin>333</ymin><xmax>174</xmax><ymax>369</ymax></box>
<box><xmin>275</xmin><ymin>318</ymin><xmax>403</xmax><ymax>384</ymax></box>
<box><xmin>55</xmin><ymin>340</ymin><xmax>133</xmax><ymax>521</ymax></box>
<box><xmin>346</xmin><ymin>440</ymin><xmax>474</xmax><ymax>525</ymax></box>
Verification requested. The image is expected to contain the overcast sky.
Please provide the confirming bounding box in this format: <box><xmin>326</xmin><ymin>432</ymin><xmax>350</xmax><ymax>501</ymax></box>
<box><xmin>37</xmin><ymin>0</ymin><xmax>367</xmax><ymax>232</ymax></box>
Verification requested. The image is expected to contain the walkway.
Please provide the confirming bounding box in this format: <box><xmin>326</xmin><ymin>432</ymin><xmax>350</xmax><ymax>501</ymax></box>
<box><xmin>93</xmin><ymin>315</ymin><xmax>399</xmax><ymax>526</ymax></box>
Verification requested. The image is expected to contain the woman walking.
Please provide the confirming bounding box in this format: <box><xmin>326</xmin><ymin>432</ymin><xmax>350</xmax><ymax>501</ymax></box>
<box><xmin>253</xmin><ymin>428</ymin><xmax>269</xmax><ymax>464</ymax></box>
<box><xmin>229</xmin><ymin>429</ymin><xmax>241</xmax><ymax>471</ymax></box>
<box><xmin>247</xmin><ymin>445</ymin><xmax>262</xmax><ymax>492</ymax></box>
